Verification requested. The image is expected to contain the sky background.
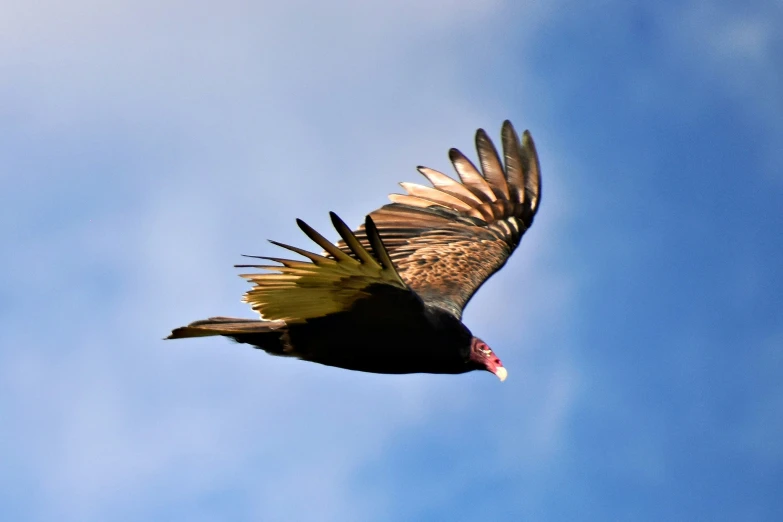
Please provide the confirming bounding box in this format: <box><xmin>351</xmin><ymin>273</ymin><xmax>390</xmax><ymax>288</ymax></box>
<box><xmin>1</xmin><ymin>0</ymin><xmax>782</xmax><ymax>520</ymax></box>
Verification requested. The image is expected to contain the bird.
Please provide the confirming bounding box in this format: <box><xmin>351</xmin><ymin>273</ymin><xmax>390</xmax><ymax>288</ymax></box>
<box><xmin>166</xmin><ymin>120</ymin><xmax>541</xmax><ymax>381</ymax></box>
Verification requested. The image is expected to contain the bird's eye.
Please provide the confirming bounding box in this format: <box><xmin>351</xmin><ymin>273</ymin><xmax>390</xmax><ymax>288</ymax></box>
<box><xmin>481</xmin><ymin>348</ymin><xmax>492</xmax><ymax>355</ymax></box>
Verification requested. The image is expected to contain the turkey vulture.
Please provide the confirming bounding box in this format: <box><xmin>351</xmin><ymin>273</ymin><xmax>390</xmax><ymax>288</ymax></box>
<box><xmin>167</xmin><ymin>121</ymin><xmax>541</xmax><ymax>381</ymax></box>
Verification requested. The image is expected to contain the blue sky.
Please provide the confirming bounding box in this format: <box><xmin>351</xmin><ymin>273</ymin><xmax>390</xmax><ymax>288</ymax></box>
<box><xmin>1</xmin><ymin>0</ymin><xmax>781</xmax><ymax>520</ymax></box>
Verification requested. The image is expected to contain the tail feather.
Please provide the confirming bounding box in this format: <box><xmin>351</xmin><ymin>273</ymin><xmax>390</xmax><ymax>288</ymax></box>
<box><xmin>166</xmin><ymin>316</ymin><xmax>286</xmax><ymax>339</ymax></box>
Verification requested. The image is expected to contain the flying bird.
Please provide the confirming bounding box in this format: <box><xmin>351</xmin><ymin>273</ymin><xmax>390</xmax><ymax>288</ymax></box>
<box><xmin>167</xmin><ymin>121</ymin><xmax>541</xmax><ymax>381</ymax></box>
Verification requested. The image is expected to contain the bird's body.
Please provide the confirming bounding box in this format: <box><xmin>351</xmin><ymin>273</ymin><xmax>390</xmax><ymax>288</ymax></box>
<box><xmin>167</xmin><ymin>121</ymin><xmax>541</xmax><ymax>381</ymax></box>
<box><xmin>245</xmin><ymin>302</ymin><xmax>473</xmax><ymax>375</ymax></box>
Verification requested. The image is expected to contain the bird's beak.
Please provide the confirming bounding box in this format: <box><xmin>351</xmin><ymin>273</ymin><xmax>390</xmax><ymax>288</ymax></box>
<box><xmin>494</xmin><ymin>366</ymin><xmax>508</xmax><ymax>382</ymax></box>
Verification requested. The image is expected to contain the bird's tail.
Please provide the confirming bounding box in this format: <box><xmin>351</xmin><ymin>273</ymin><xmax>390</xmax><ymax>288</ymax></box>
<box><xmin>166</xmin><ymin>316</ymin><xmax>286</xmax><ymax>339</ymax></box>
<box><xmin>166</xmin><ymin>316</ymin><xmax>293</xmax><ymax>356</ymax></box>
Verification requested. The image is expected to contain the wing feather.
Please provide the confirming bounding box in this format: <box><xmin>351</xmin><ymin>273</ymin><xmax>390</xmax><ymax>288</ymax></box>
<box><xmin>521</xmin><ymin>130</ymin><xmax>542</xmax><ymax>216</ymax></box>
<box><xmin>240</xmin><ymin>213</ymin><xmax>408</xmax><ymax>323</ymax></box>
<box><xmin>476</xmin><ymin>128</ymin><xmax>510</xmax><ymax>200</ymax></box>
<box><xmin>296</xmin><ymin>218</ymin><xmax>357</xmax><ymax>264</ymax></box>
<box><xmin>399</xmin><ymin>182</ymin><xmax>478</xmax><ymax>213</ymax></box>
<box><xmin>267</xmin><ymin>240</ymin><xmax>337</xmax><ymax>266</ymax></box>
<box><xmin>501</xmin><ymin>121</ymin><xmax>525</xmax><ymax>204</ymax></box>
<box><xmin>417</xmin><ymin>167</ymin><xmax>484</xmax><ymax>205</ymax></box>
<box><xmin>388</xmin><ymin>193</ymin><xmax>451</xmax><ymax>210</ymax></box>
<box><xmin>336</xmin><ymin>121</ymin><xmax>541</xmax><ymax>318</ymax></box>
<box><xmin>449</xmin><ymin>148</ymin><xmax>497</xmax><ymax>202</ymax></box>
<box><xmin>330</xmin><ymin>212</ymin><xmax>376</xmax><ymax>265</ymax></box>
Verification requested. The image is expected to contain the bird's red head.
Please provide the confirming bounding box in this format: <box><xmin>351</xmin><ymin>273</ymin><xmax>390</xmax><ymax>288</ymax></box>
<box><xmin>469</xmin><ymin>337</ymin><xmax>507</xmax><ymax>381</ymax></box>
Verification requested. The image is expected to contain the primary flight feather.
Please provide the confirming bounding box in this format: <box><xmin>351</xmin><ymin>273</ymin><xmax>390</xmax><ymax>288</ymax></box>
<box><xmin>167</xmin><ymin>121</ymin><xmax>541</xmax><ymax>381</ymax></box>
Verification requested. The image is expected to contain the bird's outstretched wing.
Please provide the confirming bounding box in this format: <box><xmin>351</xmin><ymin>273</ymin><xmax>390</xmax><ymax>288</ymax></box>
<box><xmin>338</xmin><ymin>121</ymin><xmax>541</xmax><ymax>318</ymax></box>
<box><xmin>236</xmin><ymin>212</ymin><xmax>409</xmax><ymax>323</ymax></box>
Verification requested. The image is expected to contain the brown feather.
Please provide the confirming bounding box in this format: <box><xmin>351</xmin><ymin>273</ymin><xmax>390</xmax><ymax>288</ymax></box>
<box><xmin>521</xmin><ymin>130</ymin><xmax>542</xmax><ymax>215</ymax></box>
<box><xmin>476</xmin><ymin>128</ymin><xmax>511</xmax><ymax>200</ymax></box>
<box><xmin>501</xmin><ymin>120</ymin><xmax>525</xmax><ymax>204</ymax></box>
<box><xmin>388</xmin><ymin>193</ymin><xmax>451</xmax><ymax>210</ymax></box>
<box><xmin>448</xmin><ymin>148</ymin><xmax>497</xmax><ymax>202</ymax></box>
<box><xmin>417</xmin><ymin>167</ymin><xmax>484</xmax><ymax>206</ymax></box>
<box><xmin>399</xmin><ymin>182</ymin><xmax>477</xmax><ymax>213</ymax></box>
<box><xmin>332</xmin><ymin>121</ymin><xmax>541</xmax><ymax>319</ymax></box>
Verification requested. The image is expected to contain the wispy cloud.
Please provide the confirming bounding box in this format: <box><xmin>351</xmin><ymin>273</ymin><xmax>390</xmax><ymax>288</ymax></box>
<box><xmin>0</xmin><ymin>1</ymin><xmax>579</xmax><ymax>521</ymax></box>
<box><xmin>7</xmin><ymin>0</ymin><xmax>778</xmax><ymax>519</ymax></box>
<box><xmin>669</xmin><ymin>0</ymin><xmax>783</xmax><ymax>179</ymax></box>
